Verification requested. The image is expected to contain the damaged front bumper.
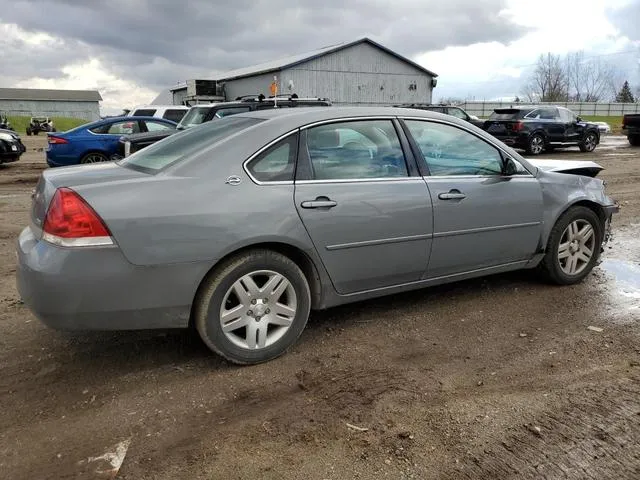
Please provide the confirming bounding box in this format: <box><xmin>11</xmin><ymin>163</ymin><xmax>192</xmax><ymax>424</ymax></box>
<box><xmin>601</xmin><ymin>203</ymin><xmax>619</xmax><ymax>250</ymax></box>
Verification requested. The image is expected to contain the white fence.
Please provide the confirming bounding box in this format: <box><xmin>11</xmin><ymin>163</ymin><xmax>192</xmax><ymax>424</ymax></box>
<box><xmin>458</xmin><ymin>101</ymin><xmax>640</xmax><ymax>118</ymax></box>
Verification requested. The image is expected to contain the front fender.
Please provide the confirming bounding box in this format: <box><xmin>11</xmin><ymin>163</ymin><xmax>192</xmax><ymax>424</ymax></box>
<box><xmin>538</xmin><ymin>170</ymin><xmax>616</xmax><ymax>251</ymax></box>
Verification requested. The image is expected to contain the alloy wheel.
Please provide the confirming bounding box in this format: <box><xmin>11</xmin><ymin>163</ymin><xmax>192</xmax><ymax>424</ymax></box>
<box><xmin>530</xmin><ymin>136</ymin><xmax>544</xmax><ymax>154</ymax></box>
<box><xmin>557</xmin><ymin>219</ymin><xmax>596</xmax><ymax>275</ymax></box>
<box><xmin>219</xmin><ymin>270</ymin><xmax>297</xmax><ymax>350</ymax></box>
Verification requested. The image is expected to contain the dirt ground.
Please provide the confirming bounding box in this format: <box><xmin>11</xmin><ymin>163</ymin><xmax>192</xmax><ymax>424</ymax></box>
<box><xmin>0</xmin><ymin>135</ymin><xmax>639</xmax><ymax>480</ymax></box>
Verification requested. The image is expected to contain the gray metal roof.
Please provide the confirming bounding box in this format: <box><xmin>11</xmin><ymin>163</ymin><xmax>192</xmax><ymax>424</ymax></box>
<box><xmin>217</xmin><ymin>37</ymin><xmax>438</xmax><ymax>82</ymax></box>
<box><xmin>0</xmin><ymin>88</ymin><xmax>102</xmax><ymax>102</ymax></box>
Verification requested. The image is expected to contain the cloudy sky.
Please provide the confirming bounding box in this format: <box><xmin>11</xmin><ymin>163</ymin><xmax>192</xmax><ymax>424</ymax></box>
<box><xmin>1</xmin><ymin>0</ymin><xmax>639</xmax><ymax>113</ymax></box>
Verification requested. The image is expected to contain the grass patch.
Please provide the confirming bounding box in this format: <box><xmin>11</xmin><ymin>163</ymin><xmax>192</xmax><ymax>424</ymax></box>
<box><xmin>5</xmin><ymin>116</ymin><xmax>88</xmax><ymax>134</ymax></box>
<box><xmin>580</xmin><ymin>116</ymin><xmax>624</xmax><ymax>135</ymax></box>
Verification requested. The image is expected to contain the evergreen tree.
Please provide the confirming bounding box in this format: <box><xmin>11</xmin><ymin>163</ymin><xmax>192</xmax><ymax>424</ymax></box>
<box><xmin>615</xmin><ymin>81</ymin><xmax>635</xmax><ymax>103</ymax></box>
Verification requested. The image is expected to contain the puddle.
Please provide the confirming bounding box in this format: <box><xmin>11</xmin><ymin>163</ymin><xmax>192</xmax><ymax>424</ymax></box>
<box><xmin>596</xmin><ymin>226</ymin><xmax>640</xmax><ymax>323</ymax></box>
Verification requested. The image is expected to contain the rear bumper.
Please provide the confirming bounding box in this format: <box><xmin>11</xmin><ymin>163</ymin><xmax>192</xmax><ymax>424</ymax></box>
<box><xmin>15</xmin><ymin>227</ymin><xmax>202</xmax><ymax>331</ymax></box>
<box><xmin>491</xmin><ymin>134</ymin><xmax>529</xmax><ymax>149</ymax></box>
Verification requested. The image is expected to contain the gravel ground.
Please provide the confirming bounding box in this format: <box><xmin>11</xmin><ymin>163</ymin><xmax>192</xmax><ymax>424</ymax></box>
<box><xmin>0</xmin><ymin>135</ymin><xmax>639</xmax><ymax>480</ymax></box>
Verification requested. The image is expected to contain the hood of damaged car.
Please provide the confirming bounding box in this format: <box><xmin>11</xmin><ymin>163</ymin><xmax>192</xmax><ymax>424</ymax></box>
<box><xmin>526</xmin><ymin>159</ymin><xmax>604</xmax><ymax>177</ymax></box>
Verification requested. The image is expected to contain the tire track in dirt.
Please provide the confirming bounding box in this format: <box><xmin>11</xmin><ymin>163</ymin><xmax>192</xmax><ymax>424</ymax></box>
<box><xmin>443</xmin><ymin>376</ymin><xmax>640</xmax><ymax>479</ymax></box>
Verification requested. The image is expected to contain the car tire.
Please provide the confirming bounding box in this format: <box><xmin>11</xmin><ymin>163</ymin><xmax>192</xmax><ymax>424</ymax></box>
<box><xmin>526</xmin><ymin>133</ymin><xmax>545</xmax><ymax>155</ymax></box>
<box><xmin>629</xmin><ymin>135</ymin><xmax>640</xmax><ymax>147</ymax></box>
<box><xmin>26</xmin><ymin>129</ymin><xmax>31</xmax><ymax>136</ymax></box>
<box><xmin>537</xmin><ymin>206</ymin><xmax>603</xmax><ymax>285</ymax></box>
<box><xmin>579</xmin><ymin>132</ymin><xmax>598</xmax><ymax>152</ymax></box>
<box><xmin>195</xmin><ymin>249</ymin><xmax>311</xmax><ymax>365</ymax></box>
<box><xmin>80</xmin><ymin>152</ymin><xmax>109</xmax><ymax>164</ymax></box>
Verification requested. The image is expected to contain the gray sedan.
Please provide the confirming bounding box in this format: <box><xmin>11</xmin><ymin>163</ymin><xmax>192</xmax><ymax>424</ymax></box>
<box><xmin>16</xmin><ymin>107</ymin><xmax>618</xmax><ymax>364</ymax></box>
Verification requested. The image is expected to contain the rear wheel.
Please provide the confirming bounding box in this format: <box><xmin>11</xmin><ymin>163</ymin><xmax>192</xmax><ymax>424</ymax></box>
<box><xmin>26</xmin><ymin>128</ymin><xmax>31</xmax><ymax>136</ymax></box>
<box><xmin>526</xmin><ymin>133</ymin><xmax>545</xmax><ymax>155</ymax></box>
<box><xmin>195</xmin><ymin>250</ymin><xmax>311</xmax><ymax>365</ymax></box>
<box><xmin>629</xmin><ymin>135</ymin><xmax>640</xmax><ymax>147</ymax></box>
<box><xmin>538</xmin><ymin>206</ymin><xmax>603</xmax><ymax>285</ymax></box>
<box><xmin>80</xmin><ymin>152</ymin><xmax>109</xmax><ymax>164</ymax></box>
<box><xmin>579</xmin><ymin>132</ymin><xmax>598</xmax><ymax>152</ymax></box>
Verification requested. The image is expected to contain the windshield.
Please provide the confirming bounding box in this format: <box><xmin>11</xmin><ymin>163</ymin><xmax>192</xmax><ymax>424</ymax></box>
<box><xmin>118</xmin><ymin>116</ymin><xmax>264</xmax><ymax>173</ymax></box>
<box><xmin>177</xmin><ymin>106</ymin><xmax>213</xmax><ymax>130</ymax></box>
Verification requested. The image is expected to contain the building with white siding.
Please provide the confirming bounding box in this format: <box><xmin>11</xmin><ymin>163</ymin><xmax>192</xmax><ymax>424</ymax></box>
<box><xmin>0</xmin><ymin>88</ymin><xmax>102</xmax><ymax>121</ymax></box>
<box><xmin>169</xmin><ymin>38</ymin><xmax>438</xmax><ymax>106</ymax></box>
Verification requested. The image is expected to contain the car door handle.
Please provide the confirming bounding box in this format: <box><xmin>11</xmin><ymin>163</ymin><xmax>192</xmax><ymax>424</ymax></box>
<box><xmin>438</xmin><ymin>190</ymin><xmax>466</xmax><ymax>200</ymax></box>
<box><xmin>300</xmin><ymin>197</ymin><xmax>337</xmax><ymax>209</ymax></box>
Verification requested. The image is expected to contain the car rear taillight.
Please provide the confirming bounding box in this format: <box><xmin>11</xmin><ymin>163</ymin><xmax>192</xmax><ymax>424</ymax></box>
<box><xmin>48</xmin><ymin>136</ymin><xmax>68</xmax><ymax>145</ymax></box>
<box><xmin>42</xmin><ymin>188</ymin><xmax>113</xmax><ymax>247</ymax></box>
<box><xmin>512</xmin><ymin>121</ymin><xmax>524</xmax><ymax>132</ymax></box>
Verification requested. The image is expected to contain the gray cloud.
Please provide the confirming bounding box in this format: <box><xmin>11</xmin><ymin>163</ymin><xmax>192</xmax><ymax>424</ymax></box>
<box><xmin>1</xmin><ymin>0</ymin><xmax>527</xmax><ymax>96</ymax></box>
<box><xmin>607</xmin><ymin>1</ymin><xmax>640</xmax><ymax>41</ymax></box>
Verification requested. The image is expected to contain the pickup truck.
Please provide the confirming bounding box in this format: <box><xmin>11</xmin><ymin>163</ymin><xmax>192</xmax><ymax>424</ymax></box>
<box><xmin>622</xmin><ymin>114</ymin><xmax>640</xmax><ymax>146</ymax></box>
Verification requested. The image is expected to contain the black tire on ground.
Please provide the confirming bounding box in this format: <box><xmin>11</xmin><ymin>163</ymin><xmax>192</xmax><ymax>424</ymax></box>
<box><xmin>80</xmin><ymin>152</ymin><xmax>109</xmax><ymax>164</ymax></box>
<box><xmin>34</xmin><ymin>130</ymin><xmax>39</xmax><ymax>136</ymax></box>
<box><xmin>579</xmin><ymin>132</ymin><xmax>598</xmax><ymax>152</ymax></box>
<box><xmin>52</xmin><ymin>128</ymin><xmax>57</xmax><ymax>132</ymax></box>
<box><xmin>26</xmin><ymin>129</ymin><xmax>31</xmax><ymax>136</ymax></box>
<box><xmin>526</xmin><ymin>133</ymin><xmax>545</xmax><ymax>155</ymax></box>
<box><xmin>537</xmin><ymin>206</ymin><xmax>603</xmax><ymax>285</ymax></box>
<box><xmin>195</xmin><ymin>249</ymin><xmax>311</xmax><ymax>365</ymax></box>
<box><xmin>629</xmin><ymin>135</ymin><xmax>640</xmax><ymax>147</ymax></box>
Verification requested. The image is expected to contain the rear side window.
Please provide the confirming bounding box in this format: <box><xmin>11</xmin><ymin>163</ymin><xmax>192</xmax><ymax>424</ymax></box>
<box><xmin>246</xmin><ymin>134</ymin><xmax>298</xmax><ymax>182</ymax></box>
<box><xmin>132</xmin><ymin>109</ymin><xmax>156</xmax><ymax>117</ymax></box>
<box><xmin>162</xmin><ymin>109</ymin><xmax>187</xmax><ymax>123</ymax></box>
<box><xmin>305</xmin><ymin>120</ymin><xmax>408</xmax><ymax>180</ymax></box>
<box><xmin>488</xmin><ymin>109</ymin><xmax>524</xmax><ymax>120</ymax></box>
<box><xmin>119</xmin><ymin>116</ymin><xmax>264</xmax><ymax>173</ymax></box>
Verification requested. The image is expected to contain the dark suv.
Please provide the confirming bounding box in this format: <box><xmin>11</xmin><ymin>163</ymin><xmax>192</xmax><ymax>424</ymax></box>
<box><xmin>395</xmin><ymin>104</ymin><xmax>485</xmax><ymax>128</ymax></box>
<box><xmin>116</xmin><ymin>95</ymin><xmax>332</xmax><ymax>158</ymax></box>
<box><xmin>483</xmin><ymin>106</ymin><xmax>600</xmax><ymax>155</ymax></box>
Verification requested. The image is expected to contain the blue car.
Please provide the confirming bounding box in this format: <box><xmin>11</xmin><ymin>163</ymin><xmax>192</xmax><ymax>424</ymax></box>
<box><xmin>46</xmin><ymin>116</ymin><xmax>177</xmax><ymax>167</ymax></box>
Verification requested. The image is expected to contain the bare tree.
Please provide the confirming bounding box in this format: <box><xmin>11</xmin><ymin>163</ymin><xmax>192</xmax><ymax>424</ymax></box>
<box><xmin>523</xmin><ymin>53</ymin><xmax>568</xmax><ymax>102</ymax></box>
<box><xmin>566</xmin><ymin>51</ymin><xmax>617</xmax><ymax>101</ymax></box>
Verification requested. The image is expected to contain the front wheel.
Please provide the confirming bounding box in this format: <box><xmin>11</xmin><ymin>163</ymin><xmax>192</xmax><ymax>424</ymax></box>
<box><xmin>579</xmin><ymin>132</ymin><xmax>598</xmax><ymax>152</ymax></box>
<box><xmin>629</xmin><ymin>135</ymin><xmax>640</xmax><ymax>147</ymax></box>
<box><xmin>195</xmin><ymin>250</ymin><xmax>311</xmax><ymax>365</ymax></box>
<box><xmin>538</xmin><ymin>206</ymin><xmax>603</xmax><ymax>285</ymax></box>
<box><xmin>526</xmin><ymin>134</ymin><xmax>545</xmax><ymax>155</ymax></box>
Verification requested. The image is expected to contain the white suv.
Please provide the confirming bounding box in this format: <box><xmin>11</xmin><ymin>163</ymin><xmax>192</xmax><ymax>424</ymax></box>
<box><xmin>126</xmin><ymin>105</ymin><xmax>189</xmax><ymax>123</ymax></box>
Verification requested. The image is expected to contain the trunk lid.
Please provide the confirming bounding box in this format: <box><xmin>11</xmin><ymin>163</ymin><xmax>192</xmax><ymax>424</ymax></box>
<box><xmin>31</xmin><ymin>162</ymin><xmax>149</xmax><ymax>231</ymax></box>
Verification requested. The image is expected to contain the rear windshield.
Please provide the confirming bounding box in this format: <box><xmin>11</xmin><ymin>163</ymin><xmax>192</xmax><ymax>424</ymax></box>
<box><xmin>488</xmin><ymin>109</ymin><xmax>527</xmax><ymax>120</ymax></box>
<box><xmin>177</xmin><ymin>106</ymin><xmax>213</xmax><ymax>129</ymax></box>
<box><xmin>118</xmin><ymin>116</ymin><xmax>263</xmax><ymax>173</ymax></box>
<box><xmin>132</xmin><ymin>109</ymin><xmax>156</xmax><ymax>117</ymax></box>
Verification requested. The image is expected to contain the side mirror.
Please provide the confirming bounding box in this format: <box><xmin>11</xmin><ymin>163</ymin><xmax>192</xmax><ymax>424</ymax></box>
<box><xmin>502</xmin><ymin>156</ymin><xmax>518</xmax><ymax>176</ymax></box>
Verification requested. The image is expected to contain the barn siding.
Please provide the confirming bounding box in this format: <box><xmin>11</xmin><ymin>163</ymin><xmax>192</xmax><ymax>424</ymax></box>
<box><xmin>222</xmin><ymin>42</ymin><xmax>433</xmax><ymax>105</ymax></box>
<box><xmin>0</xmin><ymin>100</ymin><xmax>100</xmax><ymax>121</ymax></box>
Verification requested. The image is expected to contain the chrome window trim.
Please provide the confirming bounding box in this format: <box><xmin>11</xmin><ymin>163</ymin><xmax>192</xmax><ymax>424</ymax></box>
<box><xmin>299</xmin><ymin>116</ymin><xmax>397</xmax><ymax>130</ymax></box>
<box><xmin>423</xmin><ymin>174</ymin><xmax>535</xmax><ymax>180</ymax></box>
<box><xmin>399</xmin><ymin>116</ymin><xmax>536</xmax><ymax>176</ymax></box>
<box><xmin>296</xmin><ymin>178</ymin><xmax>424</xmax><ymax>185</ymax></box>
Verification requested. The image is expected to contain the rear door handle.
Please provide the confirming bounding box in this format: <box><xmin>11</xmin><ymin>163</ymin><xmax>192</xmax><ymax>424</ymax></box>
<box><xmin>301</xmin><ymin>197</ymin><xmax>337</xmax><ymax>209</ymax></box>
<box><xmin>438</xmin><ymin>190</ymin><xmax>466</xmax><ymax>200</ymax></box>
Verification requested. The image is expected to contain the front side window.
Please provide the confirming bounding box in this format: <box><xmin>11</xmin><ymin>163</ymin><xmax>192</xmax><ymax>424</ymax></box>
<box><xmin>213</xmin><ymin>107</ymin><xmax>252</xmax><ymax>118</ymax></box>
<box><xmin>447</xmin><ymin>108</ymin><xmax>468</xmax><ymax>120</ymax></box>
<box><xmin>405</xmin><ymin>120</ymin><xmax>503</xmax><ymax>176</ymax></box>
<box><xmin>144</xmin><ymin>120</ymin><xmax>175</xmax><ymax>132</ymax></box>
<box><xmin>246</xmin><ymin>134</ymin><xmax>298</xmax><ymax>182</ymax></box>
<box><xmin>558</xmin><ymin>108</ymin><xmax>577</xmax><ymax>123</ymax></box>
<box><xmin>177</xmin><ymin>106</ymin><xmax>213</xmax><ymax>129</ymax></box>
<box><xmin>305</xmin><ymin>120</ymin><xmax>408</xmax><ymax>180</ymax></box>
